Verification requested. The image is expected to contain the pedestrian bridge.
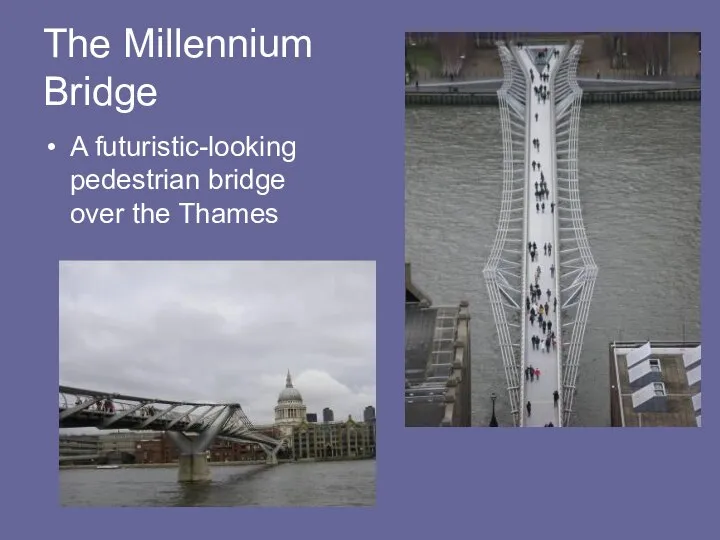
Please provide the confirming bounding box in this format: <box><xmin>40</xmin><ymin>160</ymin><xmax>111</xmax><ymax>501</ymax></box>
<box><xmin>59</xmin><ymin>385</ymin><xmax>286</xmax><ymax>481</ymax></box>
<box><xmin>483</xmin><ymin>41</ymin><xmax>597</xmax><ymax>427</ymax></box>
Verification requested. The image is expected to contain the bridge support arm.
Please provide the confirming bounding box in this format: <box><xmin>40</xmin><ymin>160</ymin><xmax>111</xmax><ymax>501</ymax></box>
<box><xmin>258</xmin><ymin>441</ymin><xmax>284</xmax><ymax>465</ymax></box>
<box><xmin>166</xmin><ymin>405</ymin><xmax>237</xmax><ymax>482</ymax></box>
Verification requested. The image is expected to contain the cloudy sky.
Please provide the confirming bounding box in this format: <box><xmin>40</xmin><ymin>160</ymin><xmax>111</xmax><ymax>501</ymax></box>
<box><xmin>59</xmin><ymin>261</ymin><xmax>376</xmax><ymax>425</ymax></box>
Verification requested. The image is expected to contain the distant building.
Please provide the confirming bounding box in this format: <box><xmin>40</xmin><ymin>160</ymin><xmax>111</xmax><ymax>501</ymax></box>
<box><xmin>292</xmin><ymin>416</ymin><xmax>376</xmax><ymax>459</ymax></box>
<box><xmin>59</xmin><ymin>431</ymin><xmax>262</xmax><ymax>465</ymax></box>
<box><xmin>274</xmin><ymin>371</ymin><xmax>307</xmax><ymax>438</ymax></box>
<box><xmin>405</xmin><ymin>263</ymin><xmax>471</xmax><ymax>427</ymax></box>
<box><xmin>59</xmin><ymin>434</ymin><xmax>100</xmax><ymax>464</ymax></box>
<box><xmin>363</xmin><ymin>406</ymin><xmax>376</xmax><ymax>422</ymax></box>
<box><xmin>609</xmin><ymin>341</ymin><xmax>701</xmax><ymax>427</ymax></box>
<box><xmin>268</xmin><ymin>373</ymin><xmax>376</xmax><ymax>458</ymax></box>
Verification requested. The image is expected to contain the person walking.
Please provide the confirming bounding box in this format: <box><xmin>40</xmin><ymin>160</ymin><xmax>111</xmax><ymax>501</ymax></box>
<box><xmin>526</xmin><ymin>401</ymin><xmax>532</xmax><ymax>416</ymax></box>
<box><xmin>553</xmin><ymin>390</ymin><xmax>560</xmax><ymax>406</ymax></box>
<box><xmin>535</xmin><ymin>367</ymin><xmax>540</xmax><ymax>380</ymax></box>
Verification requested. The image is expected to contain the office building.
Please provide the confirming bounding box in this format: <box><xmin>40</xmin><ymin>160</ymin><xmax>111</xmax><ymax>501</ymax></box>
<box><xmin>609</xmin><ymin>341</ymin><xmax>701</xmax><ymax>427</ymax></box>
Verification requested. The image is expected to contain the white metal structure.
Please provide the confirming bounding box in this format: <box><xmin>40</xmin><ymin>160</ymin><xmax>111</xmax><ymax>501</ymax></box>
<box><xmin>484</xmin><ymin>41</ymin><xmax>597</xmax><ymax>427</ymax></box>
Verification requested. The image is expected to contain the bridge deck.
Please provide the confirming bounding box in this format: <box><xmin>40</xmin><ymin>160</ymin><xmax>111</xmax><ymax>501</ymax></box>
<box><xmin>520</xmin><ymin>47</ymin><xmax>562</xmax><ymax>427</ymax></box>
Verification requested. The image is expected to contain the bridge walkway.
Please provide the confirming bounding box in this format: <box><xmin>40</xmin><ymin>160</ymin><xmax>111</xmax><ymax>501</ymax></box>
<box><xmin>519</xmin><ymin>46</ymin><xmax>563</xmax><ymax>427</ymax></box>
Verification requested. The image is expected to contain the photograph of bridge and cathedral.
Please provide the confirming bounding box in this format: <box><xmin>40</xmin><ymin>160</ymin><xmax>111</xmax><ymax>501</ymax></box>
<box><xmin>405</xmin><ymin>32</ymin><xmax>700</xmax><ymax>429</ymax></box>
<box><xmin>59</xmin><ymin>260</ymin><xmax>376</xmax><ymax>507</ymax></box>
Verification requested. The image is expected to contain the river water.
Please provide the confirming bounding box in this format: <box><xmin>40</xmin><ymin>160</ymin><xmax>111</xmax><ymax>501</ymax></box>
<box><xmin>60</xmin><ymin>460</ymin><xmax>375</xmax><ymax>506</ymax></box>
<box><xmin>405</xmin><ymin>102</ymin><xmax>701</xmax><ymax>427</ymax></box>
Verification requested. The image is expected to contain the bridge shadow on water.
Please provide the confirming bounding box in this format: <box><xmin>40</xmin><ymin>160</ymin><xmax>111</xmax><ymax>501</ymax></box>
<box><xmin>168</xmin><ymin>465</ymin><xmax>273</xmax><ymax>507</ymax></box>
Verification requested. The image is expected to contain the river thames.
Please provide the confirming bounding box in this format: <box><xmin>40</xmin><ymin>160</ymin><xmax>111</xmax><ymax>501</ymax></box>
<box><xmin>60</xmin><ymin>460</ymin><xmax>375</xmax><ymax>506</ymax></box>
<box><xmin>405</xmin><ymin>102</ymin><xmax>701</xmax><ymax>427</ymax></box>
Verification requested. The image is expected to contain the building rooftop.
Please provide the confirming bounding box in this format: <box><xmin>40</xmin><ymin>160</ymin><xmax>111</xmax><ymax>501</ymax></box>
<box><xmin>610</xmin><ymin>341</ymin><xmax>701</xmax><ymax>427</ymax></box>
<box><xmin>405</xmin><ymin>263</ymin><xmax>471</xmax><ymax>427</ymax></box>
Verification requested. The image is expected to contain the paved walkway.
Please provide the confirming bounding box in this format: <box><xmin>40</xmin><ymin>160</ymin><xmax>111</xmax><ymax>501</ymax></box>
<box><xmin>519</xmin><ymin>47</ymin><xmax>562</xmax><ymax>427</ymax></box>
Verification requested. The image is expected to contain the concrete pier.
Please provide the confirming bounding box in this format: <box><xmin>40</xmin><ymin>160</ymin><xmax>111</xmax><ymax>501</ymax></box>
<box><xmin>177</xmin><ymin>453</ymin><xmax>211</xmax><ymax>482</ymax></box>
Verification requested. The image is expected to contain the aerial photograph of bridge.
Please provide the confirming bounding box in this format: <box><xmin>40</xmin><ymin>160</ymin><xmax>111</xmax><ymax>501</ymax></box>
<box><xmin>405</xmin><ymin>32</ymin><xmax>701</xmax><ymax>428</ymax></box>
<box><xmin>59</xmin><ymin>260</ymin><xmax>376</xmax><ymax>506</ymax></box>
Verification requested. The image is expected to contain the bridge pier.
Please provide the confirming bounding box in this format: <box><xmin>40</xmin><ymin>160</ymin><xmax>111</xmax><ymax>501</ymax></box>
<box><xmin>177</xmin><ymin>453</ymin><xmax>211</xmax><ymax>482</ymax></box>
<box><xmin>259</xmin><ymin>442</ymin><xmax>284</xmax><ymax>465</ymax></box>
<box><xmin>166</xmin><ymin>405</ymin><xmax>237</xmax><ymax>482</ymax></box>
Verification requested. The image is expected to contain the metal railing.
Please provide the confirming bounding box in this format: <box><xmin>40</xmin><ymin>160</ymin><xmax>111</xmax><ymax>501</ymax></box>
<box><xmin>483</xmin><ymin>42</ymin><xmax>528</xmax><ymax>425</ymax></box>
<box><xmin>551</xmin><ymin>41</ymin><xmax>598</xmax><ymax>426</ymax></box>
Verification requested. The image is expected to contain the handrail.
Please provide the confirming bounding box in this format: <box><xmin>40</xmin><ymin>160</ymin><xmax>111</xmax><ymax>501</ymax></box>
<box><xmin>483</xmin><ymin>41</ymin><xmax>529</xmax><ymax>424</ymax></box>
<box><xmin>548</xmin><ymin>41</ymin><xmax>598</xmax><ymax>425</ymax></box>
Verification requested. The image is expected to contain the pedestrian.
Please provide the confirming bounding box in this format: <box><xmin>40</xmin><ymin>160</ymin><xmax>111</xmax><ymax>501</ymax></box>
<box><xmin>525</xmin><ymin>367</ymin><xmax>530</xmax><ymax>381</ymax></box>
<box><xmin>526</xmin><ymin>401</ymin><xmax>532</xmax><ymax>416</ymax></box>
<box><xmin>554</xmin><ymin>297</ymin><xmax>557</xmax><ymax>312</ymax></box>
<box><xmin>550</xmin><ymin>264</ymin><xmax>555</xmax><ymax>278</ymax></box>
<box><xmin>544</xmin><ymin>302</ymin><xmax>549</xmax><ymax>315</ymax></box>
<box><xmin>542</xmin><ymin>202</ymin><xmax>545</xmax><ymax>213</ymax></box>
<box><xmin>526</xmin><ymin>296</ymin><xmax>531</xmax><ymax>310</ymax></box>
<box><xmin>544</xmin><ymin>243</ymin><xmax>547</xmax><ymax>255</ymax></box>
<box><xmin>535</xmin><ymin>181</ymin><xmax>539</xmax><ymax>191</ymax></box>
<box><xmin>530</xmin><ymin>368</ymin><xmax>535</xmax><ymax>382</ymax></box>
<box><xmin>551</xmin><ymin>202</ymin><xmax>555</xmax><ymax>213</ymax></box>
<box><xmin>532</xmin><ymin>161</ymin><xmax>536</xmax><ymax>171</ymax></box>
<box><xmin>542</xmin><ymin>320</ymin><xmax>547</xmax><ymax>334</ymax></box>
<box><xmin>547</xmin><ymin>321</ymin><xmax>552</xmax><ymax>333</ymax></box>
<box><xmin>536</xmin><ymin>202</ymin><xmax>540</xmax><ymax>213</ymax></box>
<box><xmin>535</xmin><ymin>113</ymin><xmax>538</xmax><ymax>122</ymax></box>
<box><xmin>535</xmin><ymin>368</ymin><xmax>540</xmax><ymax>380</ymax></box>
<box><xmin>548</xmin><ymin>243</ymin><xmax>552</xmax><ymax>256</ymax></box>
<box><xmin>553</xmin><ymin>390</ymin><xmax>559</xmax><ymax>406</ymax></box>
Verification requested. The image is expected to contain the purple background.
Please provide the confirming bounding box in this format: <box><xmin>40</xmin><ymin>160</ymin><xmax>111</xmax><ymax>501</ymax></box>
<box><xmin>1</xmin><ymin>0</ymin><xmax>712</xmax><ymax>535</ymax></box>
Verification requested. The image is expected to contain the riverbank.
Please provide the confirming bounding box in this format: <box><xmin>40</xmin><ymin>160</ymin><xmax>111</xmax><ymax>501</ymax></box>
<box><xmin>60</xmin><ymin>456</ymin><xmax>375</xmax><ymax>470</ymax></box>
<box><xmin>406</xmin><ymin>87</ymin><xmax>700</xmax><ymax>106</ymax></box>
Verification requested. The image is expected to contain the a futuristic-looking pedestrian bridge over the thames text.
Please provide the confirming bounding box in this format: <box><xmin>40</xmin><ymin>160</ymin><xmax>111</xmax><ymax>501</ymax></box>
<box><xmin>59</xmin><ymin>385</ymin><xmax>286</xmax><ymax>481</ymax></box>
<box><xmin>483</xmin><ymin>41</ymin><xmax>598</xmax><ymax>427</ymax></box>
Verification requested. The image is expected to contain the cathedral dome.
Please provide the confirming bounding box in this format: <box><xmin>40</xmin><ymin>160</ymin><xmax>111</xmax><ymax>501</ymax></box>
<box><xmin>278</xmin><ymin>371</ymin><xmax>303</xmax><ymax>402</ymax></box>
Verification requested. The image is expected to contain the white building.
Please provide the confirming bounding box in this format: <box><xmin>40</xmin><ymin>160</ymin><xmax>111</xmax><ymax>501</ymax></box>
<box><xmin>273</xmin><ymin>371</ymin><xmax>307</xmax><ymax>438</ymax></box>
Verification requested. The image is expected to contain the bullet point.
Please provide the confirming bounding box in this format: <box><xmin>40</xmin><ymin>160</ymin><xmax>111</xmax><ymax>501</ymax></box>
<box><xmin>48</xmin><ymin>143</ymin><xmax>56</xmax><ymax>151</ymax></box>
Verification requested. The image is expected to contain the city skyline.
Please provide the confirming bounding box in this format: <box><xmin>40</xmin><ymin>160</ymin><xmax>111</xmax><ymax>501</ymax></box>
<box><xmin>60</xmin><ymin>261</ymin><xmax>376</xmax><ymax>425</ymax></box>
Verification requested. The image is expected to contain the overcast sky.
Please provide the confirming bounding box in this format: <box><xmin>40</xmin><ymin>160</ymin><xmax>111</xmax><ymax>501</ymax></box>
<box><xmin>59</xmin><ymin>261</ymin><xmax>376</xmax><ymax>425</ymax></box>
